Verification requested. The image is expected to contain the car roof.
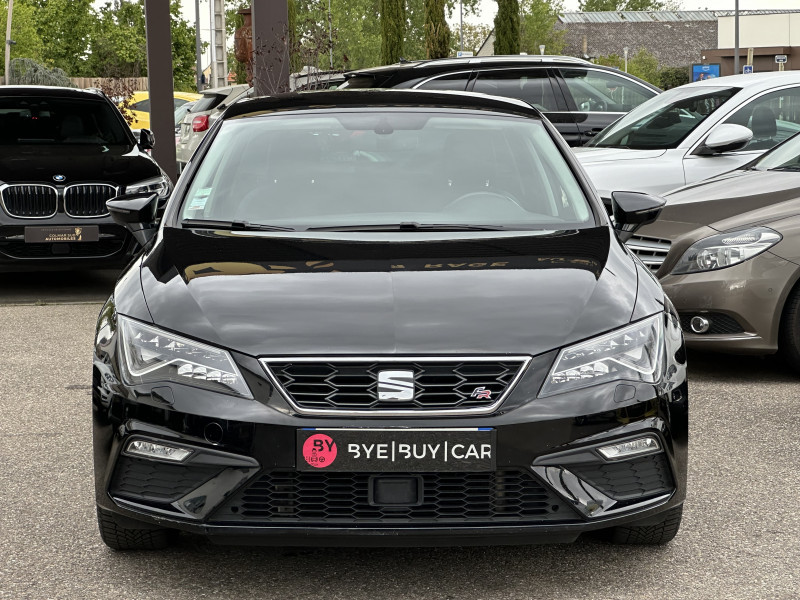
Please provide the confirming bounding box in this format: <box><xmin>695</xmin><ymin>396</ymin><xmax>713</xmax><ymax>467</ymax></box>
<box><xmin>348</xmin><ymin>55</ymin><xmax>593</xmax><ymax>76</ymax></box>
<box><xmin>0</xmin><ymin>85</ymin><xmax>107</xmax><ymax>100</ymax></box>
<box><xmin>684</xmin><ymin>71</ymin><xmax>800</xmax><ymax>92</ymax></box>
<box><xmin>224</xmin><ymin>89</ymin><xmax>546</xmax><ymax>120</ymax></box>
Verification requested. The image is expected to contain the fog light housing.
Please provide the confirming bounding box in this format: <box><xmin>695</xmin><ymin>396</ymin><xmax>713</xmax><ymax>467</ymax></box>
<box><xmin>598</xmin><ymin>436</ymin><xmax>660</xmax><ymax>460</ymax></box>
<box><xmin>690</xmin><ymin>316</ymin><xmax>710</xmax><ymax>334</ymax></box>
<box><xmin>126</xmin><ymin>440</ymin><xmax>192</xmax><ymax>462</ymax></box>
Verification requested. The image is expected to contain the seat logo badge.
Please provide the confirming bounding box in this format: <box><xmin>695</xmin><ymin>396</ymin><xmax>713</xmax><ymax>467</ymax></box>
<box><xmin>53</xmin><ymin>174</ymin><xmax>66</xmax><ymax>182</ymax></box>
<box><xmin>377</xmin><ymin>370</ymin><xmax>415</xmax><ymax>401</ymax></box>
<box><xmin>471</xmin><ymin>387</ymin><xmax>492</xmax><ymax>399</ymax></box>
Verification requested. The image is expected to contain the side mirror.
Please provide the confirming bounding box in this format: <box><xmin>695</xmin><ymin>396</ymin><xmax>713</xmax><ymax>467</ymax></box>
<box><xmin>138</xmin><ymin>128</ymin><xmax>155</xmax><ymax>150</ymax></box>
<box><xmin>107</xmin><ymin>193</ymin><xmax>159</xmax><ymax>247</ymax></box>
<box><xmin>696</xmin><ymin>124</ymin><xmax>752</xmax><ymax>155</ymax></box>
<box><xmin>611</xmin><ymin>191</ymin><xmax>665</xmax><ymax>242</ymax></box>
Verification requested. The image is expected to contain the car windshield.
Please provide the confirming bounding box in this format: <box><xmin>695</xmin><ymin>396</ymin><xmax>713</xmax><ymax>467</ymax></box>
<box><xmin>588</xmin><ymin>86</ymin><xmax>740</xmax><ymax>150</ymax></box>
<box><xmin>750</xmin><ymin>132</ymin><xmax>800</xmax><ymax>171</ymax></box>
<box><xmin>180</xmin><ymin>109</ymin><xmax>593</xmax><ymax>230</ymax></box>
<box><xmin>0</xmin><ymin>96</ymin><xmax>131</xmax><ymax>145</ymax></box>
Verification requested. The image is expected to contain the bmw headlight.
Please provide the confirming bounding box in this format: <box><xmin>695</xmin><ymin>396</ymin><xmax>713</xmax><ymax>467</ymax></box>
<box><xmin>118</xmin><ymin>316</ymin><xmax>252</xmax><ymax>398</ymax></box>
<box><xmin>126</xmin><ymin>175</ymin><xmax>171</xmax><ymax>198</ymax></box>
<box><xmin>671</xmin><ymin>227</ymin><xmax>782</xmax><ymax>275</ymax></box>
<box><xmin>540</xmin><ymin>314</ymin><xmax>664</xmax><ymax>397</ymax></box>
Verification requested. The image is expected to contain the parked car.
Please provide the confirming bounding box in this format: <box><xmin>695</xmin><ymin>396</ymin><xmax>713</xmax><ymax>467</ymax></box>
<box><xmin>175</xmin><ymin>84</ymin><xmax>250</xmax><ymax>170</ymax></box>
<box><xmin>0</xmin><ymin>86</ymin><xmax>172</xmax><ymax>271</ymax></box>
<box><xmin>628</xmin><ymin>131</ymin><xmax>800</xmax><ymax>368</ymax></box>
<box><xmin>94</xmin><ymin>89</ymin><xmax>687</xmax><ymax>550</ymax></box>
<box><xmin>174</xmin><ymin>100</ymin><xmax>196</xmax><ymax>144</ymax></box>
<box><xmin>574</xmin><ymin>72</ymin><xmax>800</xmax><ymax>198</ymax></box>
<box><xmin>340</xmin><ymin>55</ymin><xmax>660</xmax><ymax>146</ymax></box>
<box><xmin>124</xmin><ymin>90</ymin><xmax>201</xmax><ymax>131</ymax></box>
<box><xmin>290</xmin><ymin>67</ymin><xmax>346</xmax><ymax>91</ymax></box>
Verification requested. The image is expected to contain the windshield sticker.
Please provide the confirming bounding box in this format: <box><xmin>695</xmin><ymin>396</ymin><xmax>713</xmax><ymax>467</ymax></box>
<box><xmin>187</xmin><ymin>188</ymin><xmax>212</xmax><ymax>211</ymax></box>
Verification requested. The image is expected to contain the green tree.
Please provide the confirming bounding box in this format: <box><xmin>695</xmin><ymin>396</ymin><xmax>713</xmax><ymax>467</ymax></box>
<box><xmin>595</xmin><ymin>48</ymin><xmax>661</xmax><ymax>86</ymax></box>
<box><xmin>381</xmin><ymin>0</ymin><xmax>405</xmax><ymax>63</ymax></box>
<box><xmin>659</xmin><ymin>65</ymin><xmax>689</xmax><ymax>89</ymax></box>
<box><xmin>84</xmin><ymin>1</ymin><xmax>197</xmax><ymax>90</ymax></box>
<box><xmin>424</xmin><ymin>0</ymin><xmax>450</xmax><ymax>59</ymax></box>
<box><xmin>0</xmin><ymin>0</ymin><xmax>45</xmax><ymax>78</ymax></box>
<box><xmin>29</xmin><ymin>0</ymin><xmax>94</xmax><ymax>76</ymax></box>
<box><xmin>519</xmin><ymin>0</ymin><xmax>564</xmax><ymax>56</ymax></box>
<box><xmin>494</xmin><ymin>0</ymin><xmax>520</xmax><ymax>56</ymax></box>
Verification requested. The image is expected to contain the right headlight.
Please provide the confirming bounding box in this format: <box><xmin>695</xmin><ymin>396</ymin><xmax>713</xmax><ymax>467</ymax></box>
<box><xmin>540</xmin><ymin>314</ymin><xmax>664</xmax><ymax>397</ymax></box>
<box><xmin>671</xmin><ymin>227</ymin><xmax>782</xmax><ymax>275</ymax></box>
<box><xmin>118</xmin><ymin>315</ymin><xmax>252</xmax><ymax>398</ymax></box>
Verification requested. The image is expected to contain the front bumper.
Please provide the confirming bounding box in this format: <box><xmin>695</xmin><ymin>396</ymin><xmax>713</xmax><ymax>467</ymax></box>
<box><xmin>93</xmin><ymin>355</ymin><xmax>688</xmax><ymax>546</ymax></box>
<box><xmin>0</xmin><ymin>218</ymin><xmax>138</xmax><ymax>272</ymax></box>
<box><xmin>660</xmin><ymin>251</ymin><xmax>800</xmax><ymax>354</ymax></box>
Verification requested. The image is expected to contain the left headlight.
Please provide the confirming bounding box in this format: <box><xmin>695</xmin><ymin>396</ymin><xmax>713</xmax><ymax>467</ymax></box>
<box><xmin>671</xmin><ymin>226</ymin><xmax>782</xmax><ymax>275</ymax></box>
<box><xmin>126</xmin><ymin>175</ymin><xmax>171</xmax><ymax>198</ymax></box>
<box><xmin>540</xmin><ymin>314</ymin><xmax>663</xmax><ymax>397</ymax></box>
<box><xmin>118</xmin><ymin>315</ymin><xmax>252</xmax><ymax>398</ymax></box>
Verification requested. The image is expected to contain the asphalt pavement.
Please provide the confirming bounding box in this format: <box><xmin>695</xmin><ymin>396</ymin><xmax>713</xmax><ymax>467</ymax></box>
<box><xmin>1</xmin><ymin>277</ymin><xmax>799</xmax><ymax>599</ymax></box>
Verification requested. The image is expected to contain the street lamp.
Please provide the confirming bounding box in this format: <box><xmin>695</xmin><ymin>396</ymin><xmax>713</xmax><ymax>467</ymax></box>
<box><xmin>623</xmin><ymin>46</ymin><xmax>629</xmax><ymax>73</ymax></box>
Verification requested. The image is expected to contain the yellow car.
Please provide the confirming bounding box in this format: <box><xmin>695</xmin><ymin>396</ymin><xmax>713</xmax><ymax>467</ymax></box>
<box><xmin>123</xmin><ymin>91</ymin><xmax>201</xmax><ymax>130</ymax></box>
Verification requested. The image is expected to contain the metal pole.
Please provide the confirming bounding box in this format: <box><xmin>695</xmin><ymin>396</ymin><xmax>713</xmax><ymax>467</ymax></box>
<box><xmin>251</xmin><ymin>0</ymin><xmax>290</xmax><ymax>96</ymax></box>
<box><xmin>195</xmin><ymin>0</ymin><xmax>203</xmax><ymax>91</ymax></box>
<box><xmin>144</xmin><ymin>0</ymin><xmax>177</xmax><ymax>182</ymax></box>
<box><xmin>209</xmin><ymin>0</ymin><xmax>216</xmax><ymax>88</ymax></box>
<box><xmin>459</xmin><ymin>1</ymin><xmax>463</xmax><ymax>53</ymax></box>
<box><xmin>328</xmin><ymin>0</ymin><xmax>333</xmax><ymax>70</ymax></box>
<box><xmin>4</xmin><ymin>0</ymin><xmax>13</xmax><ymax>85</ymax></box>
<box><xmin>734</xmin><ymin>0</ymin><xmax>740</xmax><ymax>75</ymax></box>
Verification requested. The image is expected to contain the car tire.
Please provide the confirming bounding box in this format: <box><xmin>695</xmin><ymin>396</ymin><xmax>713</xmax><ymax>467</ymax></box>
<box><xmin>779</xmin><ymin>287</ymin><xmax>800</xmax><ymax>371</ymax></box>
<box><xmin>603</xmin><ymin>505</ymin><xmax>683</xmax><ymax>545</ymax></box>
<box><xmin>97</xmin><ymin>507</ymin><xmax>172</xmax><ymax>551</ymax></box>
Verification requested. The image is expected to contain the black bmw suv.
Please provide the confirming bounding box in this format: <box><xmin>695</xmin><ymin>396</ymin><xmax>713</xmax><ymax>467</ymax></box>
<box><xmin>0</xmin><ymin>86</ymin><xmax>171</xmax><ymax>271</ymax></box>
<box><xmin>341</xmin><ymin>56</ymin><xmax>660</xmax><ymax>146</ymax></box>
<box><xmin>94</xmin><ymin>90</ymin><xmax>687</xmax><ymax>550</ymax></box>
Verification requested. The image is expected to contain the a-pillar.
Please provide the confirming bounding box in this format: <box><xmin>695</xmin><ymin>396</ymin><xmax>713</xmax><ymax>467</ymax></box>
<box><xmin>251</xmin><ymin>0</ymin><xmax>290</xmax><ymax>96</ymax></box>
<box><xmin>143</xmin><ymin>0</ymin><xmax>177</xmax><ymax>182</ymax></box>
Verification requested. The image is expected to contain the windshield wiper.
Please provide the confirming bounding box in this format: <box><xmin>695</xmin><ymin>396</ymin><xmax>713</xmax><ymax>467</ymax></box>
<box><xmin>770</xmin><ymin>165</ymin><xmax>800</xmax><ymax>172</ymax></box>
<box><xmin>181</xmin><ymin>219</ymin><xmax>295</xmax><ymax>231</ymax></box>
<box><xmin>307</xmin><ymin>222</ymin><xmax>513</xmax><ymax>232</ymax></box>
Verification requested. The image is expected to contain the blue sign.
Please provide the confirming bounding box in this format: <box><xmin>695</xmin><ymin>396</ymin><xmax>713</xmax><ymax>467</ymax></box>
<box><xmin>692</xmin><ymin>63</ymin><xmax>720</xmax><ymax>82</ymax></box>
<box><xmin>743</xmin><ymin>65</ymin><xmax>754</xmax><ymax>74</ymax></box>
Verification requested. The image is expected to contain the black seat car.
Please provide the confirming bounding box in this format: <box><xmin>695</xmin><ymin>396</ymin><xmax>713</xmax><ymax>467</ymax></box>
<box><xmin>94</xmin><ymin>90</ymin><xmax>687</xmax><ymax>550</ymax></box>
<box><xmin>341</xmin><ymin>56</ymin><xmax>661</xmax><ymax>146</ymax></box>
<box><xmin>0</xmin><ymin>86</ymin><xmax>172</xmax><ymax>271</ymax></box>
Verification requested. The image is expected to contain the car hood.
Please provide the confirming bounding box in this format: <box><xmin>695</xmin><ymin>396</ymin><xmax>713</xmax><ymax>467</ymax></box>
<box><xmin>0</xmin><ymin>144</ymin><xmax>160</xmax><ymax>186</ymax></box>
<box><xmin>136</xmin><ymin>227</ymin><xmax>640</xmax><ymax>357</ymax></box>
<box><xmin>572</xmin><ymin>147</ymin><xmax>667</xmax><ymax>164</ymax></box>
<box><xmin>652</xmin><ymin>170</ymin><xmax>800</xmax><ymax>230</ymax></box>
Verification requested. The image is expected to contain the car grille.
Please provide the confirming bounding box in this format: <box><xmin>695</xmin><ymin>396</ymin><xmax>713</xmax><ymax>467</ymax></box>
<box><xmin>679</xmin><ymin>312</ymin><xmax>744</xmax><ymax>335</ymax></box>
<box><xmin>109</xmin><ymin>456</ymin><xmax>221</xmax><ymax>505</ymax></box>
<box><xmin>625</xmin><ymin>234</ymin><xmax>672</xmax><ymax>274</ymax></box>
<box><xmin>263</xmin><ymin>358</ymin><xmax>528</xmax><ymax>413</ymax></box>
<box><xmin>1</xmin><ymin>185</ymin><xmax>58</xmax><ymax>218</ymax></box>
<box><xmin>211</xmin><ymin>469</ymin><xmax>576</xmax><ymax>525</ymax></box>
<box><xmin>64</xmin><ymin>184</ymin><xmax>117</xmax><ymax>217</ymax></box>
<box><xmin>0</xmin><ymin>239</ymin><xmax>125</xmax><ymax>259</ymax></box>
<box><xmin>568</xmin><ymin>453</ymin><xmax>673</xmax><ymax>503</ymax></box>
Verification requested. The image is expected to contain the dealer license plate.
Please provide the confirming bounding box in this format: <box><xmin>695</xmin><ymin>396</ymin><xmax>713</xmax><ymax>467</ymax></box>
<box><xmin>25</xmin><ymin>226</ymin><xmax>99</xmax><ymax>243</ymax></box>
<box><xmin>296</xmin><ymin>428</ymin><xmax>496</xmax><ymax>472</ymax></box>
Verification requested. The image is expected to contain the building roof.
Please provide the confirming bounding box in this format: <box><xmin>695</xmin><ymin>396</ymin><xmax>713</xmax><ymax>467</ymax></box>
<box><xmin>559</xmin><ymin>9</ymin><xmax>800</xmax><ymax>24</ymax></box>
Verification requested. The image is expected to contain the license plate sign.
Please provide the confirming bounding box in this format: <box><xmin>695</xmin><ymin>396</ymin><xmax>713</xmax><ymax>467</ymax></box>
<box><xmin>297</xmin><ymin>428</ymin><xmax>496</xmax><ymax>472</ymax></box>
<box><xmin>25</xmin><ymin>226</ymin><xmax>99</xmax><ymax>243</ymax></box>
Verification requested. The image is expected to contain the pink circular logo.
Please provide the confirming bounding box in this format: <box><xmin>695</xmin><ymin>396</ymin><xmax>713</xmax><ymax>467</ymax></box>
<box><xmin>302</xmin><ymin>433</ymin><xmax>337</xmax><ymax>468</ymax></box>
